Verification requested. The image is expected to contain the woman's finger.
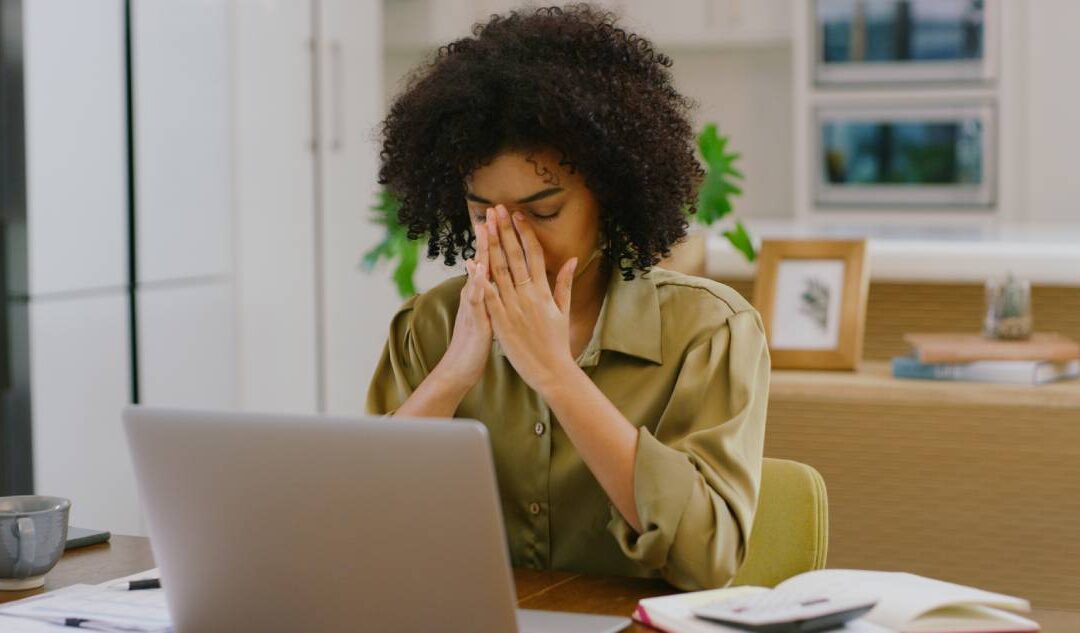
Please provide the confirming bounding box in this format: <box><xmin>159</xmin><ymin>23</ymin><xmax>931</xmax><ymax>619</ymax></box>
<box><xmin>553</xmin><ymin>257</ymin><xmax>577</xmax><ymax>315</ymax></box>
<box><xmin>475</xmin><ymin>219</ymin><xmax>490</xmax><ymax>273</ymax></box>
<box><xmin>495</xmin><ymin>205</ymin><xmax>531</xmax><ymax>285</ymax></box>
<box><xmin>510</xmin><ymin>212</ymin><xmax>547</xmax><ymax>288</ymax></box>
<box><xmin>486</xmin><ymin>210</ymin><xmax>519</xmax><ymax>305</ymax></box>
<box><xmin>481</xmin><ymin>272</ymin><xmax>507</xmax><ymax>328</ymax></box>
<box><xmin>469</xmin><ymin>262</ymin><xmax>486</xmax><ymax>307</ymax></box>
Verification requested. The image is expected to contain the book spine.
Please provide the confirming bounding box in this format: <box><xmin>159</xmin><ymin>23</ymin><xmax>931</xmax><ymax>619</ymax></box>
<box><xmin>891</xmin><ymin>357</ymin><xmax>1080</xmax><ymax>384</ymax></box>
<box><xmin>891</xmin><ymin>357</ymin><xmax>1031</xmax><ymax>384</ymax></box>
<box><xmin>892</xmin><ymin>357</ymin><xmax>951</xmax><ymax>381</ymax></box>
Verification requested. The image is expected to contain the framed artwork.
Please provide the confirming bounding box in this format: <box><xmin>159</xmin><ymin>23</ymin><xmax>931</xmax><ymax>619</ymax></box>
<box><xmin>814</xmin><ymin>0</ymin><xmax>996</xmax><ymax>85</ymax></box>
<box><xmin>753</xmin><ymin>240</ymin><xmax>869</xmax><ymax>370</ymax></box>
<box><xmin>815</xmin><ymin>102</ymin><xmax>996</xmax><ymax>208</ymax></box>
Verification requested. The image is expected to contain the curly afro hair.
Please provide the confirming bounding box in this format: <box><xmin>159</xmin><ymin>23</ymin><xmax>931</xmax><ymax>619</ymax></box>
<box><xmin>377</xmin><ymin>3</ymin><xmax>704</xmax><ymax>279</ymax></box>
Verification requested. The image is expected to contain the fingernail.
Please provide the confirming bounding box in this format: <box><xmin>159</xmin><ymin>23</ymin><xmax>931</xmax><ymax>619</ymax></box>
<box><xmin>512</xmin><ymin>212</ymin><xmax>525</xmax><ymax>223</ymax></box>
<box><xmin>497</xmin><ymin>205</ymin><xmax>508</xmax><ymax>219</ymax></box>
<box><xmin>571</xmin><ymin>258</ymin><xmax>579</xmax><ymax>273</ymax></box>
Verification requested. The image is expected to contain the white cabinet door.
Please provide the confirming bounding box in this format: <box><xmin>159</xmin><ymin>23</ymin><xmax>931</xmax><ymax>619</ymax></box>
<box><xmin>137</xmin><ymin>282</ymin><xmax>236</xmax><ymax>410</ymax></box>
<box><xmin>131</xmin><ymin>0</ymin><xmax>232</xmax><ymax>284</ymax></box>
<box><xmin>233</xmin><ymin>0</ymin><xmax>319</xmax><ymax>413</ymax></box>
<box><xmin>22</xmin><ymin>0</ymin><xmax>127</xmax><ymax>297</ymax></box>
<box><xmin>29</xmin><ymin>292</ymin><xmax>142</xmax><ymax>535</ymax></box>
<box><xmin>318</xmin><ymin>0</ymin><xmax>398</xmax><ymax>415</ymax></box>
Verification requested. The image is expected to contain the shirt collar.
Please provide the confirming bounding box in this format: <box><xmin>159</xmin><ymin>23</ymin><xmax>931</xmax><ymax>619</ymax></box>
<box><xmin>593</xmin><ymin>264</ymin><xmax>663</xmax><ymax>365</ymax></box>
<box><xmin>491</xmin><ymin>264</ymin><xmax>663</xmax><ymax>367</ymax></box>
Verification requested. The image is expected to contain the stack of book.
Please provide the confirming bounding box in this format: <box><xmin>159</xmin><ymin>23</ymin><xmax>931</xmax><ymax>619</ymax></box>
<box><xmin>892</xmin><ymin>332</ymin><xmax>1080</xmax><ymax>385</ymax></box>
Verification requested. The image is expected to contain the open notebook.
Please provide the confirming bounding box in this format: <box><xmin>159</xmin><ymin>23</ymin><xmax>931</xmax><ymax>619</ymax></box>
<box><xmin>634</xmin><ymin>569</ymin><xmax>1038</xmax><ymax>633</ymax></box>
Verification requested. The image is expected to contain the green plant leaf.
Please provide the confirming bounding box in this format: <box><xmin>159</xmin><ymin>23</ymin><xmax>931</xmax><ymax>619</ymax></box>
<box><xmin>361</xmin><ymin>239</ymin><xmax>394</xmax><ymax>272</ymax></box>
<box><xmin>695</xmin><ymin>123</ymin><xmax>745</xmax><ymax>229</ymax></box>
<box><xmin>722</xmin><ymin>220</ymin><xmax>756</xmax><ymax>263</ymax></box>
<box><xmin>691</xmin><ymin>123</ymin><xmax>754</xmax><ymax>263</ymax></box>
<box><xmin>392</xmin><ymin>234</ymin><xmax>419</xmax><ymax>298</ymax></box>
<box><xmin>362</xmin><ymin>189</ymin><xmax>425</xmax><ymax>299</ymax></box>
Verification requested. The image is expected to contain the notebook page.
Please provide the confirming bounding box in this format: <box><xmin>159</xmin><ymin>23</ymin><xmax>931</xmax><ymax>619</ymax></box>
<box><xmin>637</xmin><ymin>586</ymin><xmax>892</xmax><ymax>633</ymax></box>
<box><xmin>773</xmin><ymin>570</ymin><xmax>1030</xmax><ymax>630</ymax></box>
<box><xmin>906</xmin><ymin>605</ymin><xmax>1038</xmax><ymax>633</ymax></box>
<box><xmin>0</xmin><ymin>582</ymin><xmax>172</xmax><ymax>632</ymax></box>
<box><xmin>0</xmin><ymin>614</ymin><xmax>70</xmax><ymax>632</ymax></box>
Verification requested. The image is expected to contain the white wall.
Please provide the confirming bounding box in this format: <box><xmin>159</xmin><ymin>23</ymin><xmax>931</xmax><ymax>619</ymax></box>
<box><xmin>1023</xmin><ymin>0</ymin><xmax>1080</xmax><ymax>222</ymax></box>
<box><xmin>669</xmin><ymin>47</ymin><xmax>793</xmax><ymax>218</ymax></box>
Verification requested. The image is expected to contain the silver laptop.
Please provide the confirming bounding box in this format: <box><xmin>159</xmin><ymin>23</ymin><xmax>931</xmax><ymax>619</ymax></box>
<box><xmin>123</xmin><ymin>406</ymin><xmax>630</xmax><ymax>633</ymax></box>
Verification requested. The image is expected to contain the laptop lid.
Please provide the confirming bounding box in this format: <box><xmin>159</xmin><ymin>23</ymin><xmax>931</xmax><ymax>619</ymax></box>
<box><xmin>123</xmin><ymin>406</ymin><xmax>519</xmax><ymax>633</ymax></box>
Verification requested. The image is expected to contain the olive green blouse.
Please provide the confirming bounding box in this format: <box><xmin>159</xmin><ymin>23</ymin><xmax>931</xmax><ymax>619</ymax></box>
<box><xmin>365</xmin><ymin>265</ymin><xmax>770</xmax><ymax>590</ymax></box>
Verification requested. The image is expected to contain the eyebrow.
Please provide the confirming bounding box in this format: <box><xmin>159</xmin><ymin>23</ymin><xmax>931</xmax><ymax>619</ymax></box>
<box><xmin>465</xmin><ymin>187</ymin><xmax>564</xmax><ymax>205</ymax></box>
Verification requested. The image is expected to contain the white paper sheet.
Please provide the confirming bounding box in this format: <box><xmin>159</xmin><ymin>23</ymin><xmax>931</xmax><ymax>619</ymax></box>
<box><xmin>0</xmin><ymin>573</ymin><xmax>171</xmax><ymax>633</ymax></box>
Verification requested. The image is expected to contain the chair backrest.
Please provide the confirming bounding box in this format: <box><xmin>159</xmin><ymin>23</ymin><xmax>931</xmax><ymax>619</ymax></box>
<box><xmin>730</xmin><ymin>457</ymin><xmax>829</xmax><ymax>588</ymax></box>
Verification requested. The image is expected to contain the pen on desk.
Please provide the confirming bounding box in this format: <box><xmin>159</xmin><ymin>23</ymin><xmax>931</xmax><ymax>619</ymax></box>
<box><xmin>125</xmin><ymin>578</ymin><xmax>161</xmax><ymax>590</ymax></box>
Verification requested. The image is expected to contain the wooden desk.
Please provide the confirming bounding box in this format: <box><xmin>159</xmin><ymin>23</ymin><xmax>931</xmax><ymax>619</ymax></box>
<box><xmin>3</xmin><ymin>536</ymin><xmax>1079</xmax><ymax>632</ymax></box>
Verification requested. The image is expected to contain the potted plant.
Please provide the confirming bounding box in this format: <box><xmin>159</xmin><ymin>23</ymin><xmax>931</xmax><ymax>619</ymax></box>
<box><xmin>662</xmin><ymin>122</ymin><xmax>754</xmax><ymax>276</ymax></box>
<box><xmin>364</xmin><ymin>123</ymin><xmax>753</xmax><ymax>298</ymax></box>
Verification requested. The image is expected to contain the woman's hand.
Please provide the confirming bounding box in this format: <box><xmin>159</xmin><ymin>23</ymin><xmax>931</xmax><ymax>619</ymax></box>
<box><xmin>478</xmin><ymin>205</ymin><xmax>643</xmax><ymax>533</ymax></box>
<box><xmin>481</xmin><ymin>204</ymin><xmax>579</xmax><ymax>395</ymax></box>
<box><xmin>435</xmin><ymin>219</ymin><xmax>493</xmax><ymax>391</ymax></box>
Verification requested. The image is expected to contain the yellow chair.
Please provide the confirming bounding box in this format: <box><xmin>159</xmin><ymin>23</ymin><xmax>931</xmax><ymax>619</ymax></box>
<box><xmin>730</xmin><ymin>458</ymin><xmax>829</xmax><ymax>588</ymax></box>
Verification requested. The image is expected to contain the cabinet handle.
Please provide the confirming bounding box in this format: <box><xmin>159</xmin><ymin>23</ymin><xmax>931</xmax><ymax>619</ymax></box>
<box><xmin>329</xmin><ymin>39</ymin><xmax>344</xmax><ymax>152</ymax></box>
<box><xmin>307</xmin><ymin>38</ymin><xmax>317</xmax><ymax>152</ymax></box>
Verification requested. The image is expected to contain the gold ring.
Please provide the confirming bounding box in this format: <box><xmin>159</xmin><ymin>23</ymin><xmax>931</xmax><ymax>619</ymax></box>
<box><xmin>515</xmin><ymin>277</ymin><xmax>533</xmax><ymax>287</ymax></box>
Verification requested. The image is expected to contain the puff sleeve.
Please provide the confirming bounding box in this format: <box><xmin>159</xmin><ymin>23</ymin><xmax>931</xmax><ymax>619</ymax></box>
<box><xmin>606</xmin><ymin>308</ymin><xmax>770</xmax><ymax>590</ymax></box>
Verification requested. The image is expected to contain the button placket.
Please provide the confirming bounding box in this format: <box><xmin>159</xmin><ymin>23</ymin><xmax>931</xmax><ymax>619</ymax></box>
<box><xmin>539</xmin><ymin>404</ymin><xmax>553</xmax><ymax>567</ymax></box>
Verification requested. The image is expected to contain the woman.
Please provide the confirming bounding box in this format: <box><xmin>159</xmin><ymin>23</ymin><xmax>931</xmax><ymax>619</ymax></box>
<box><xmin>367</xmin><ymin>4</ymin><xmax>769</xmax><ymax>591</ymax></box>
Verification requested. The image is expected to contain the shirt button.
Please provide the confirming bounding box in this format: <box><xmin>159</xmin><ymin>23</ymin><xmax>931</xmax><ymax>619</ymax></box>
<box><xmin>529</xmin><ymin>502</ymin><xmax>541</xmax><ymax>515</ymax></box>
<box><xmin>534</xmin><ymin>422</ymin><xmax>545</xmax><ymax>436</ymax></box>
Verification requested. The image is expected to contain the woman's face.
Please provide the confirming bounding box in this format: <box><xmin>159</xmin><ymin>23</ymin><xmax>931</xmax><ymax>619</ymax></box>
<box><xmin>465</xmin><ymin>148</ymin><xmax>600</xmax><ymax>278</ymax></box>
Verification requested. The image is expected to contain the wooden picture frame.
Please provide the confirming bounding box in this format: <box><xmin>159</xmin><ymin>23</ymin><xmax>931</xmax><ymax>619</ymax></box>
<box><xmin>753</xmin><ymin>239</ymin><xmax>869</xmax><ymax>370</ymax></box>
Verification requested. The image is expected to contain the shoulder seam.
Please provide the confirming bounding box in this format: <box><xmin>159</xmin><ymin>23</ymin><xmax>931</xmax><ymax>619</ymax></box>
<box><xmin>654</xmin><ymin>278</ymin><xmax>753</xmax><ymax>316</ymax></box>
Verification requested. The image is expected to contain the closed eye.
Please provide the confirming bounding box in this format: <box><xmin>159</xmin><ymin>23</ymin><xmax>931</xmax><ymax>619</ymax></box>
<box><xmin>529</xmin><ymin>207</ymin><xmax>561</xmax><ymax>221</ymax></box>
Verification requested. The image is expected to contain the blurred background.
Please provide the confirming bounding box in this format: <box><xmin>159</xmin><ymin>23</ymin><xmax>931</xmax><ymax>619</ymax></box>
<box><xmin>2</xmin><ymin>0</ymin><xmax>1079</xmax><ymax>610</ymax></box>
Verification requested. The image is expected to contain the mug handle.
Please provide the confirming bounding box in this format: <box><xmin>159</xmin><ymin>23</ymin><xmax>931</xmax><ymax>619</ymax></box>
<box><xmin>13</xmin><ymin>517</ymin><xmax>36</xmax><ymax>578</ymax></box>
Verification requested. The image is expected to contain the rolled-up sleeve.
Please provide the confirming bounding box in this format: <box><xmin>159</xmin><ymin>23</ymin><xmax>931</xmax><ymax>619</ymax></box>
<box><xmin>606</xmin><ymin>308</ymin><xmax>770</xmax><ymax>590</ymax></box>
<box><xmin>365</xmin><ymin>295</ymin><xmax>427</xmax><ymax>416</ymax></box>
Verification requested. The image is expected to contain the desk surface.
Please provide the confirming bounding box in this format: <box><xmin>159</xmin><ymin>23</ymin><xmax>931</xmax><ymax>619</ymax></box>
<box><xmin>3</xmin><ymin>536</ymin><xmax>1079</xmax><ymax>632</ymax></box>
